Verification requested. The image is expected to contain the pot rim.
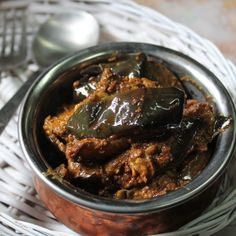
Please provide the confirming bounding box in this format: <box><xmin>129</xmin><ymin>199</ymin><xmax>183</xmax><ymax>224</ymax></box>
<box><xmin>19</xmin><ymin>42</ymin><xmax>236</xmax><ymax>214</ymax></box>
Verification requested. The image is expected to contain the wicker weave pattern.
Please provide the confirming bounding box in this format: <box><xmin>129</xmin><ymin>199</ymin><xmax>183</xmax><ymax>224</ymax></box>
<box><xmin>0</xmin><ymin>0</ymin><xmax>236</xmax><ymax>235</ymax></box>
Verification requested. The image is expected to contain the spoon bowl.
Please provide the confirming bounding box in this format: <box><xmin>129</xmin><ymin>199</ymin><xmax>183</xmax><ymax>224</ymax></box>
<box><xmin>33</xmin><ymin>11</ymin><xmax>100</xmax><ymax>67</ymax></box>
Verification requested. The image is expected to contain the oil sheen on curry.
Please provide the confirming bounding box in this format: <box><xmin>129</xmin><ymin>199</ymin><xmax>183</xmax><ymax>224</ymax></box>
<box><xmin>43</xmin><ymin>53</ymin><xmax>231</xmax><ymax>200</ymax></box>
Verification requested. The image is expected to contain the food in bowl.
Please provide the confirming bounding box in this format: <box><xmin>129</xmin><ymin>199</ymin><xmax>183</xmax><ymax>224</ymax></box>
<box><xmin>43</xmin><ymin>52</ymin><xmax>231</xmax><ymax>200</ymax></box>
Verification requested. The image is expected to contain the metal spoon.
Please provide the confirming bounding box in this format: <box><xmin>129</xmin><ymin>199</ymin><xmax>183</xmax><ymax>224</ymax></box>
<box><xmin>33</xmin><ymin>11</ymin><xmax>99</xmax><ymax>67</ymax></box>
<box><xmin>0</xmin><ymin>11</ymin><xmax>100</xmax><ymax>134</ymax></box>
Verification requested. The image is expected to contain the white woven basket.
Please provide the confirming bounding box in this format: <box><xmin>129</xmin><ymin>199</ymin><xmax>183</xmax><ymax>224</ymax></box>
<box><xmin>0</xmin><ymin>0</ymin><xmax>236</xmax><ymax>235</ymax></box>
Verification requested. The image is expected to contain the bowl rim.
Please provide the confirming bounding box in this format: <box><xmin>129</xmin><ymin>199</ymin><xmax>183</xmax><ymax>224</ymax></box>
<box><xmin>19</xmin><ymin>42</ymin><xmax>236</xmax><ymax>213</ymax></box>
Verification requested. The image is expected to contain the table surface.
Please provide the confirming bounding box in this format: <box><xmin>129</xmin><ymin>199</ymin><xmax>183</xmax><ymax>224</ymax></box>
<box><xmin>135</xmin><ymin>1</ymin><xmax>236</xmax><ymax>235</ymax></box>
<box><xmin>135</xmin><ymin>0</ymin><xmax>236</xmax><ymax>64</ymax></box>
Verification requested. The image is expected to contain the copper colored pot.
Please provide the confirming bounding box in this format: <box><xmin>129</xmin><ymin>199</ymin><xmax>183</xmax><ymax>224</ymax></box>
<box><xmin>34</xmin><ymin>176</ymin><xmax>219</xmax><ymax>235</ymax></box>
<box><xmin>19</xmin><ymin>43</ymin><xmax>236</xmax><ymax>235</ymax></box>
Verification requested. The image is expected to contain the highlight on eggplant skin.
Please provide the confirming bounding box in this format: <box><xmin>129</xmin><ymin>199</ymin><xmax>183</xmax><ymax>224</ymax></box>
<box><xmin>105</xmin><ymin>53</ymin><xmax>147</xmax><ymax>78</ymax></box>
<box><xmin>67</xmin><ymin>87</ymin><xmax>185</xmax><ymax>139</ymax></box>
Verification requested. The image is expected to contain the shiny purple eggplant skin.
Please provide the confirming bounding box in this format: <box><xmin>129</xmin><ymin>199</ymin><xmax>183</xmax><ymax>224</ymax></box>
<box><xmin>73</xmin><ymin>54</ymin><xmax>146</xmax><ymax>102</ymax></box>
<box><xmin>73</xmin><ymin>53</ymin><xmax>184</xmax><ymax>103</ymax></box>
<box><xmin>73</xmin><ymin>65</ymin><xmax>102</xmax><ymax>102</ymax></box>
<box><xmin>106</xmin><ymin>53</ymin><xmax>146</xmax><ymax>78</ymax></box>
<box><xmin>67</xmin><ymin>87</ymin><xmax>185</xmax><ymax>139</ymax></box>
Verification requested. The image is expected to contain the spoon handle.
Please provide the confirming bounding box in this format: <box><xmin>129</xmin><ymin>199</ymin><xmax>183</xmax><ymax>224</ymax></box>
<box><xmin>0</xmin><ymin>71</ymin><xmax>41</xmax><ymax>135</ymax></box>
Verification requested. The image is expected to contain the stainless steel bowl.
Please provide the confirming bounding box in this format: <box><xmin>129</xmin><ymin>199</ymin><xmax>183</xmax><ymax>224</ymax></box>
<box><xmin>19</xmin><ymin>42</ymin><xmax>236</xmax><ymax>235</ymax></box>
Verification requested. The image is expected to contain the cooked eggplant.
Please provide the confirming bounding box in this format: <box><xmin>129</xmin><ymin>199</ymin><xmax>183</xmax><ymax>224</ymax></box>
<box><xmin>67</xmin><ymin>87</ymin><xmax>185</xmax><ymax>139</ymax></box>
<box><xmin>73</xmin><ymin>53</ymin><xmax>184</xmax><ymax>102</ymax></box>
<box><xmin>145</xmin><ymin>61</ymin><xmax>184</xmax><ymax>89</ymax></box>
<box><xmin>73</xmin><ymin>65</ymin><xmax>102</xmax><ymax>102</ymax></box>
<box><xmin>167</xmin><ymin>113</ymin><xmax>231</xmax><ymax>171</ymax></box>
<box><xmin>66</xmin><ymin>137</ymin><xmax>130</xmax><ymax>164</ymax></box>
<box><xmin>73</xmin><ymin>77</ymin><xmax>98</xmax><ymax>102</ymax></box>
<box><xmin>170</xmin><ymin>118</ymin><xmax>200</xmax><ymax>166</ymax></box>
<box><xmin>106</xmin><ymin>53</ymin><xmax>146</xmax><ymax>78</ymax></box>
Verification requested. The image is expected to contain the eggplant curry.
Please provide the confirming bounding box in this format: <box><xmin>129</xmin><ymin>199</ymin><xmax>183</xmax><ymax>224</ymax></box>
<box><xmin>43</xmin><ymin>53</ymin><xmax>230</xmax><ymax>200</ymax></box>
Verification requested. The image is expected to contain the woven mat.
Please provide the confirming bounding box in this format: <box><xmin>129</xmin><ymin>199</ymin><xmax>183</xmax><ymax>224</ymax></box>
<box><xmin>0</xmin><ymin>1</ymin><xmax>236</xmax><ymax>235</ymax></box>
